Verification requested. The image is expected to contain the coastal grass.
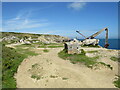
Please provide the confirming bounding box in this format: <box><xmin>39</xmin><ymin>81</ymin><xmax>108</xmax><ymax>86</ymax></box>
<box><xmin>15</xmin><ymin>42</ymin><xmax>63</xmax><ymax>49</ymax></box>
<box><xmin>58</xmin><ymin>49</ymin><xmax>99</xmax><ymax>68</ymax></box>
<box><xmin>2</xmin><ymin>44</ymin><xmax>38</xmax><ymax>88</ymax></box>
<box><xmin>15</xmin><ymin>43</ymin><xmax>35</xmax><ymax>48</ymax></box>
<box><xmin>87</xmin><ymin>50</ymin><xmax>98</xmax><ymax>53</ymax></box>
<box><xmin>47</xmin><ymin>45</ymin><xmax>63</xmax><ymax>48</ymax></box>
<box><xmin>97</xmin><ymin>62</ymin><xmax>113</xmax><ymax>70</ymax></box>
<box><xmin>110</xmin><ymin>56</ymin><xmax>120</xmax><ymax>62</ymax></box>
<box><xmin>38</xmin><ymin>45</ymin><xmax>63</xmax><ymax>48</ymax></box>
<box><xmin>31</xmin><ymin>75</ymin><xmax>41</xmax><ymax>80</ymax></box>
<box><xmin>62</xmin><ymin>77</ymin><xmax>69</xmax><ymax>80</ymax></box>
<box><xmin>43</xmin><ymin>49</ymin><xmax>49</xmax><ymax>52</ymax></box>
<box><xmin>113</xmin><ymin>75</ymin><xmax>120</xmax><ymax>88</ymax></box>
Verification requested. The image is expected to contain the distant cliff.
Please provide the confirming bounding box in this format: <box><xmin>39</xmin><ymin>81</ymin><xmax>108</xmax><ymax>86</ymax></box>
<box><xmin>1</xmin><ymin>32</ymin><xmax>70</xmax><ymax>44</ymax></box>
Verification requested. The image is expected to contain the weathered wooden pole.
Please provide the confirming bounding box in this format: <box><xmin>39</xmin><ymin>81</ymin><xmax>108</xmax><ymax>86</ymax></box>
<box><xmin>104</xmin><ymin>28</ymin><xmax>109</xmax><ymax>48</ymax></box>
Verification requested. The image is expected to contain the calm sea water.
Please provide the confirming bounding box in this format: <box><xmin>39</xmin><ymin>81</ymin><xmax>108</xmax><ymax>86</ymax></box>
<box><xmin>99</xmin><ymin>39</ymin><xmax>120</xmax><ymax>50</ymax></box>
<box><xmin>77</xmin><ymin>39</ymin><xmax>120</xmax><ymax>50</ymax></box>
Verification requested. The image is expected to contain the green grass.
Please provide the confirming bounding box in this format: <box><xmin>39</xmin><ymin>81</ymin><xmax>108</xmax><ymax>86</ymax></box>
<box><xmin>15</xmin><ymin>44</ymin><xmax>34</xmax><ymax>48</ymax></box>
<box><xmin>58</xmin><ymin>49</ymin><xmax>99</xmax><ymax>68</ymax></box>
<box><xmin>15</xmin><ymin>48</ymin><xmax>38</xmax><ymax>56</ymax></box>
<box><xmin>38</xmin><ymin>43</ymin><xmax>63</xmax><ymax>48</ymax></box>
<box><xmin>87</xmin><ymin>50</ymin><xmax>98</xmax><ymax>53</ymax></box>
<box><xmin>47</xmin><ymin>45</ymin><xmax>63</xmax><ymax>48</ymax></box>
<box><xmin>31</xmin><ymin>75</ymin><xmax>41</xmax><ymax>80</ymax></box>
<box><xmin>97</xmin><ymin>62</ymin><xmax>113</xmax><ymax>70</ymax></box>
<box><xmin>62</xmin><ymin>77</ymin><xmax>68</xmax><ymax>80</ymax></box>
<box><xmin>50</xmin><ymin>75</ymin><xmax>58</xmax><ymax>78</ymax></box>
<box><xmin>110</xmin><ymin>56</ymin><xmax>120</xmax><ymax>62</ymax></box>
<box><xmin>38</xmin><ymin>45</ymin><xmax>47</xmax><ymax>48</ymax></box>
<box><xmin>2</xmin><ymin>44</ymin><xmax>38</xmax><ymax>88</ymax></box>
<box><xmin>43</xmin><ymin>49</ymin><xmax>49</xmax><ymax>52</ymax></box>
<box><xmin>32</xmin><ymin>63</ymin><xmax>39</xmax><ymax>68</ymax></box>
<box><xmin>113</xmin><ymin>75</ymin><xmax>120</xmax><ymax>88</ymax></box>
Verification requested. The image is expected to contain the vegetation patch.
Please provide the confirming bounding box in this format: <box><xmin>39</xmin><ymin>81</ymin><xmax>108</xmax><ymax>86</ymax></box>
<box><xmin>31</xmin><ymin>75</ymin><xmax>41</xmax><ymax>80</ymax></box>
<box><xmin>32</xmin><ymin>63</ymin><xmax>39</xmax><ymax>68</ymax></box>
<box><xmin>38</xmin><ymin>45</ymin><xmax>47</xmax><ymax>48</ymax></box>
<box><xmin>47</xmin><ymin>45</ymin><xmax>63</xmax><ymax>48</ymax></box>
<box><xmin>58</xmin><ymin>49</ymin><xmax>99</xmax><ymax>68</ymax></box>
<box><xmin>96</xmin><ymin>62</ymin><xmax>113</xmax><ymax>70</ymax></box>
<box><xmin>87</xmin><ymin>50</ymin><xmax>98</xmax><ymax>53</ymax></box>
<box><xmin>113</xmin><ymin>75</ymin><xmax>120</xmax><ymax>88</ymax></box>
<box><xmin>50</xmin><ymin>75</ymin><xmax>58</xmax><ymax>78</ymax></box>
<box><xmin>15</xmin><ymin>43</ymin><xmax>35</xmax><ymax>48</ymax></box>
<box><xmin>62</xmin><ymin>77</ymin><xmax>68</xmax><ymax>80</ymax></box>
<box><xmin>110</xmin><ymin>56</ymin><xmax>120</xmax><ymax>62</ymax></box>
<box><xmin>2</xmin><ymin>43</ymin><xmax>38</xmax><ymax>88</ymax></box>
<box><xmin>43</xmin><ymin>49</ymin><xmax>49</xmax><ymax>52</ymax></box>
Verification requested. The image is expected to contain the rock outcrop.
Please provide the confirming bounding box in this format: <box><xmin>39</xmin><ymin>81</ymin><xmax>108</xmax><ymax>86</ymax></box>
<box><xmin>1</xmin><ymin>32</ymin><xmax>70</xmax><ymax>44</ymax></box>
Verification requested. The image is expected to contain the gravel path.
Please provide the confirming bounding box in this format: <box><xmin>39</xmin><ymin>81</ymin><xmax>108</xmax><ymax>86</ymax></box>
<box><xmin>15</xmin><ymin>47</ymin><xmax>118</xmax><ymax>88</ymax></box>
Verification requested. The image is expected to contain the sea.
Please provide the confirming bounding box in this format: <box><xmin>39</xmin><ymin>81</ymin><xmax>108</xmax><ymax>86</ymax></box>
<box><xmin>99</xmin><ymin>39</ymin><xmax>120</xmax><ymax>50</ymax></box>
<box><xmin>77</xmin><ymin>39</ymin><xmax>120</xmax><ymax>50</ymax></box>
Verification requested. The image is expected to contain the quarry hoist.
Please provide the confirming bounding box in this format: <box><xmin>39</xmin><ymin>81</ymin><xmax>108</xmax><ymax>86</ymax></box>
<box><xmin>76</xmin><ymin>27</ymin><xmax>109</xmax><ymax>48</ymax></box>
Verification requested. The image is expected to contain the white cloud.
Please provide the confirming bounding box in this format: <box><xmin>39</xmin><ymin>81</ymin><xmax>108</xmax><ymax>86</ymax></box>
<box><xmin>3</xmin><ymin>9</ymin><xmax>50</xmax><ymax>31</ymax></box>
<box><xmin>68</xmin><ymin>2</ymin><xmax>86</xmax><ymax>11</ymax></box>
<box><xmin>0</xmin><ymin>28</ymin><xmax>2</xmax><ymax>31</ymax></box>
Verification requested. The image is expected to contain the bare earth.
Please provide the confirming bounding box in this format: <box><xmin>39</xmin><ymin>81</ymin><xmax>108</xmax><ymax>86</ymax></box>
<box><xmin>14</xmin><ymin>47</ymin><xmax>118</xmax><ymax>88</ymax></box>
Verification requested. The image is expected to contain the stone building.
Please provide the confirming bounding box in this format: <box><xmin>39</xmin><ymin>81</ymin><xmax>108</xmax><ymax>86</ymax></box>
<box><xmin>64</xmin><ymin>39</ymin><xmax>82</xmax><ymax>54</ymax></box>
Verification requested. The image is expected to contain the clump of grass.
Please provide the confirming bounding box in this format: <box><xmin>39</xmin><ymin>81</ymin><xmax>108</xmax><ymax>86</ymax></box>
<box><xmin>113</xmin><ymin>75</ymin><xmax>120</xmax><ymax>88</ymax></box>
<box><xmin>15</xmin><ymin>44</ymin><xmax>34</xmax><ymax>48</ymax></box>
<box><xmin>32</xmin><ymin>63</ymin><xmax>39</xmax><ymax>68</ymax></box>
<box><xmin>110</xmin><ymin>56</ymin><xmax>120</xmax><ymax>62</ymax></box>
<box><xmin>87</xmin><ymin>50</ymin><xmax>98</xmax><ymax>53</ymax></box>
<box><xmin>62</xmin><ymin>77</ymin><xmax>68</xmax><ymax>80</ymax></box>
<box><xmin>50</xmin><ymin>75</ymin><xmax>58</xmax><ymax>78</ymax></box>
<box><xmin>43</xmin><ymin>49</ymin><xmax>49</xmax><ymax>52</ymax></box>
<box><xmin>48</xmin><ymin>45</ymin><xmax>63</xmax><ymax>48</ymax></box>
<box><xmin>97</xmin><ymin>62</ymin><xmax>113</xmax><ymax>70</ymax></box>
<box><xmin>38</xmin><ymin>45</ymin><xmax>47</xmax><ymax>48</ymax></box>
<box><xmin>31</xmin><ymin>75</ymin><xmax>41</xmax><ymax>80</ymax></box>
<box><xmin>58</xmin><ymin>49</ymin><xmax>99</xmax><ymax>68</ymax></box>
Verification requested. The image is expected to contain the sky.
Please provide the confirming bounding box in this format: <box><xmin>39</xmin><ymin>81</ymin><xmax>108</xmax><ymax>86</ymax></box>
<box><xmin>2</xmin><ymin>2</ymin><xmax>118</xmax><ymax>39</ymax></box>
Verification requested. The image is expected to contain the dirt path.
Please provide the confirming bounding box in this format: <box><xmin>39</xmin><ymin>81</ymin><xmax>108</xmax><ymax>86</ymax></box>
<box><xmin>15</xmin><ymin>47</ymin><xmax>118</xmax><ymax>88</ymax></box>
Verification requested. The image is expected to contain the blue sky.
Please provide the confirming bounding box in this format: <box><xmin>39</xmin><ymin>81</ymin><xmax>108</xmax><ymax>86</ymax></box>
<box><xmin>2</xmin><ymin>2</ymin><xmax>118</xmax><ymax>39</ymax></box>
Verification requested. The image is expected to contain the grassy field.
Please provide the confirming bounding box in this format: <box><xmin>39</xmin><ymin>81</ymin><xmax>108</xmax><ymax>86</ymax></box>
<box><xmin>15</xmin><ymin>43</ymin><xmax>64</xmax><ymax>49</ymax></box>
<box><xmin>2</xmin><ymin>43</ymin><xmax>38</xmax><ymax>88</ymax></box>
